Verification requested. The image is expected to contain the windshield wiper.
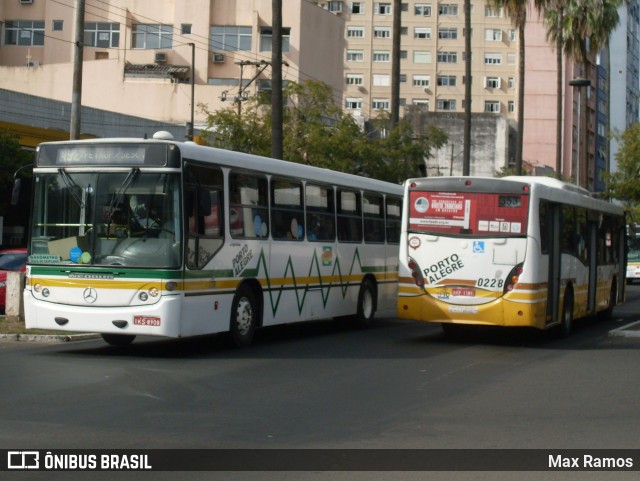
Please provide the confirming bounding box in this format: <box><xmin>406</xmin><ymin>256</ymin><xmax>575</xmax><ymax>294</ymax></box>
<box><xmin>58</xmin><ymin>168</ymin><xmax>85</xmax><ymax>209</ymax></box>
<box><xmin>108</xmin><ymin>167</ymin><xmax>140</xmax><ymax>220</ymax></box>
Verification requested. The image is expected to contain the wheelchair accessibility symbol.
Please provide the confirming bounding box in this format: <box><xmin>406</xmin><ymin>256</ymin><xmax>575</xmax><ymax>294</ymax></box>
<box><xmin>472</xmin><ymin>241</ymin><xmax>485</xmax><ymax>253</ymax></box>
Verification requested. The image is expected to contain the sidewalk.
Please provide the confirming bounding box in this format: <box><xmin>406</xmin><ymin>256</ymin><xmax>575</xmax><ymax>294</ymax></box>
<box><xmin>0</xmin><ymin>315</ymin><xmax>100</xmax><ymax>342</ymax></box>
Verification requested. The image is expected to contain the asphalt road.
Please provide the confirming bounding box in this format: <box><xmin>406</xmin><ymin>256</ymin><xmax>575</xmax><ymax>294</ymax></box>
<box><xmin>2</xmin><ymin>285</ymin><xmax>640</xmax><ymax>481</ymax></box>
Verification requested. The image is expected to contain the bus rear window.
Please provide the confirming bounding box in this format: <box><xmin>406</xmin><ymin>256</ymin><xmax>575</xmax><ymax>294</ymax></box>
<box><xmin>408</xmin><ymin>191</ymin><xmax>529</xmax><ymax>236</ymax></box>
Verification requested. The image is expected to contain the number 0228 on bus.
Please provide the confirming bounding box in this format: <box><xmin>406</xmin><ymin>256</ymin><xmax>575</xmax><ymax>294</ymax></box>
<box><xmin>397</xmin><ymin>176</ymin><xmax>626</xmax><ymax>336</ymax></box>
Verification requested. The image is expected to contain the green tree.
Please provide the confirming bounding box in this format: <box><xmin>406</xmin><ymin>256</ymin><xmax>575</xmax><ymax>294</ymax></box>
<box><xmin>201</xmin><ymin>79</ymin><xmax>447</xmax><ymax>184</ymax></box>
<box><xmin>542</xmin><ymin>0</ymin><xmax>623</xmax><ymax>184</ymax></box>
<box><xmin>0</xmin><ymin>130</ymin><xmax>33</xmax><ymax>222</ymax></box>
<box><xmin>605</xmin><ymin>124</ymin><xmax>640</xmax><ymax>217</ymax></box>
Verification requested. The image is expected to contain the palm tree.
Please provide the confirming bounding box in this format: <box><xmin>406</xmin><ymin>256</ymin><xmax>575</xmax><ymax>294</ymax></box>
<box><xmin>490</xmin><ymin>0</ymin><xmax>528</xmax><ymax>176</ymax></box>
<box><xmin>543</xmin><ymin>0</ymin><xmax>622</xmax><ymax>186</ymax></box>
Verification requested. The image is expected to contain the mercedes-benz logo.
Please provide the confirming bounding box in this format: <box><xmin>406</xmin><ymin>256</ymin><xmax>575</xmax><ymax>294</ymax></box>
<box><xmin>83</xmin><ymin>287</ymin><xmax>98</xmax><ymax>304</ymax></box>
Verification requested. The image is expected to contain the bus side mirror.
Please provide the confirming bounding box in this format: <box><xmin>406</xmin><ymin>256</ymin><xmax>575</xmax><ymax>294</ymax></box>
<box><xmin>11</xmin><ymin>178</ymin><xmax>21</xmax><ymax>206</ymax></box>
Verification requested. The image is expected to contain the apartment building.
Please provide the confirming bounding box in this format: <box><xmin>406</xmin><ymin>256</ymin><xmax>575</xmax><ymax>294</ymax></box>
<box><xmin>0</xmin><ymin>0</ymin><xmax>344</xmax><ymax>141</ymax></box>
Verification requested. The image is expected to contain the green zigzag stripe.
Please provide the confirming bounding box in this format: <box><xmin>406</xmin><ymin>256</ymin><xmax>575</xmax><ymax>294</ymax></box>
<box><xmin>242</xmin><ymin>247</ymin><xmax>390</xmax><ymax>316</ymax></box>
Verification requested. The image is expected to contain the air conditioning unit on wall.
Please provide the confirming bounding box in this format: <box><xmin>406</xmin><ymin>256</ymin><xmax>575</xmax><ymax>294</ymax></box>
<box><xmin>20</xmin><ymin>0</ymin><xmax>34</xmax><ymax>4</ymax></box>
<box><xmin>154</xmin><ymin>52</ymin><xmax>167</xmax><ymax>63</ymax></box>
<box><xmin>212</xmin><ymin>53</ymin><xmax>226</xmax><ymax>63</ymax></box>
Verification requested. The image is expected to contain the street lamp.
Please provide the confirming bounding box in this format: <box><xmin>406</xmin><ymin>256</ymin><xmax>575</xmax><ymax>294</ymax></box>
<box><xmin>569</xmin><ymin>77</ymin><xmax>591</xmax><ymax>188</ymax></box>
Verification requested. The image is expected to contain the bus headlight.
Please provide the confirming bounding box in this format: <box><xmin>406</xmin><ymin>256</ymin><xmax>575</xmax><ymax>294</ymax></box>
<box><xmin>139</xmin><ymin>292</ymin><xmax>148</xmax><ymax>302</ymax></box>
<box><xmin>149</xmin><ymin>287</ymin><xmax>159</xmax><ymax>297</ymax></box>
<box><xmin>42</xmin><ymin>288</ymin><xmax>50</xmax><ymax>297</ymax></box>
<box><xmin>165</xmin><ymin>281</ymin><xmax>177</xmax><ymax>292</ymax></box>
<box><xmin>34</xmin><ymin>283</ymin><xmax>42</xmax><ymax>293</ymax></box>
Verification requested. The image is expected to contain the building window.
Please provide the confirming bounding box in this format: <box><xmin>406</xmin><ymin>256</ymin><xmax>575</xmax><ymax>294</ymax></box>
<box><xmin>351</xmin><ymin>2</ymin><xmax>365</xmax><ymax>14</ymax></box>
<box><xmin>485</xmin><ymin>101</ymin><xmax>501</xmax><ymax>113</ymax></box>
<box><xmin>375</xmin><ymin>3</ymin><xmax>392</xmax><ymax>15</ymax></box>
<box><xmin>438</xmin><ymin>28</ymin><xmax>457</xmax><ymax>40</ymax></box>
<box><xmin>437</xmin><ymin>51</ymin><xmax>457</xmax><ymax>63</ymax></box>
<box><xmin>345</xmin><ymin>97</ymin><xmax>363</xmax><ymax>109</ymax></box>
<box><xmin>181</xmin><ymin>24</ymin><xmax>192</xmax><ymax>35</ymax></box>
<box><xmin>508</xmin><ymin>101</ymin><xmax>515</xmax><ymax>113</ymax></box>
<box><xmin>412</xmin><ymin>75</ymin><xmax>430</xmax><ymax>87</ymax></box>
<box><xmin>373</xmin><ymin>50</ymin><xmax>390</xmax><ymax>62</ymax></box>
<box><xmin>484</xmin><ymin>76</ymin><xmax>501</xmax><ymax>88</ymax></box>
<box><xmin>485</xmin><ymin>29</ymin><xmax>502</xmax><ymax>41</ymax></box>
<box><xmin>484</xmin><ymin>53</ymin><xmax>502</xmax><ymax>64</ymax></box>
<box><xmin>401</xmin><ymin>3</ymin><xmax>409</xmax><ymax>11</ymax></box>
<box><xmin>84</xmin><ymin>22</ymin><xmax>120</xmax><ymax>48</ymax></box>
<box><xmin>437</xmin><ymin>99</ymin><xmax>456</xmax><ymax>111</ymax></box>
<box><xmin>414</xmin><ymin>27</ymin><xmax>431</xmax><ymax>39</ymax></box>
<box><xmin>260</xmin><ymin>27</ymin><xmax>291</xmax><ymax>52</ymax></box>
<box><xmin>415</xmin><ymin>4</ymin><xmax>432</xmax><ymax>16</ymax></box>
<box><xmin>400</xmin><ymin>74</ymin><xmax>407</xmax><ymax>83</ymax></box>
<box><xmin>4</xmin><ymin>20</ymin><xmax>45</xmax><ymax>46</ymax></box>
<box><xmin>52</xmin><ymin>20</ymin><xmax>64</xmax><ymax>32</ymax></box>
<box><xmin>347</xmin><ymin>49</ymin><xmax>364</xmax><ymax>61</ymax></box>
<box><xmin>374</xmin><ymin>27</ymin><xmax>391</xmax><ymax>38</ymax></box>
<box><xmin>509</xmin><ymin>29</ymin><xmax>516</xmax><ymax>41</ymax></box>
<box><xmin>438</xmin><ymin>4</ymin><xmax>459</xmax><ymax>15</ymax></box>
<box><xmin>400</xmin><ymin>50</ymin><xmax>408</xmax><ymax>59</ymax></box>
<box><xmin>132</xmin><ymin>24</ymin><xmax>173</xmax><ymax>49</ymax></box>
<box><xmin>328</xmin><ymin>1</ymin><xmax>344</xmax><ymax>12</ymax></box>
<box><xmin>211</xmin><ymin>26</ymin><xmax>252</xmax><ymax>52</ymax></box>
<box><xmin>373</xmin><ymin>74</ymin><xmax>390</xmax><ymax>86</ymax></box>
<box><xmin>485</xmin><ymin>6</ymin><xmax>502</xmax><ymax>17</ymax></box>
<box><xmin>413</xmin><ymin>51</ymin><xmax>432</xmax><ymax>63</ymax></box>
<box><xmin>372</xmin><ymin>99</ymin><xmax>390</xmax><ymax>110</ymax></box>
<box><xmin>346</xmin><ymin>74</ymin><xmax>364</xmax><ymax>85</ymax></box>
<box><xmin>508</xmin><ymin>77</ymin><xmax>516</xmax><ymax>89</ymax></box>
<box><xmin>437</xmin><ymin>75</ymin><xmax>456</xmax><ymax>86</ymax></box>
<box><xmin>347</xmin><ymin>26</ymin><xmax>365</xmax><ymax>37</ymax></box>
<box><xmin>413</xmin><ymin>99</ymin><xmax>430</xmax><ymax>109</ymax></box>
<box><xmin>401</xmin><ymin>26</ymin><xmax>408</xmax><ymax>35</ymax></box>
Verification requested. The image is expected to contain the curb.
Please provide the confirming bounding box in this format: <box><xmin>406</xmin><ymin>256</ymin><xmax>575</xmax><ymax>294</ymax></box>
<box><xmin>608</xmin><ymin>320</ymin><xmax>640</xmax><ymax>338</ymax></box>
<box><xmin>0</xmin><ymin>333</ymin><xmax>101</xmax><ymax>343</ymax></box>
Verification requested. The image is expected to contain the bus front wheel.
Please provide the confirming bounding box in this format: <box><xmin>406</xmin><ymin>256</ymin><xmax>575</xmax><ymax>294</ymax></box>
<box><xmin>229</xmin><ymin>286</ymin><xmax>258</xmax><ymax>348</ymax></box>
<box><xmin>101</xmin><ymin>333</ymin><xmax>136</xmax><ymax>346</ymax></box>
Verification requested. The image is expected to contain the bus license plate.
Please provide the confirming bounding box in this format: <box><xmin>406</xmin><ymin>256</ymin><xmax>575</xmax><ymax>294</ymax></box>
<box><xmin>133</xmin><ymin>315</ymin><xmax>161</xmax><ymax>326</ymax></box>
<box><xmin>452</xmin><ymin>288</ymin><xmax>475</xmax><ymax>297</ymax></box>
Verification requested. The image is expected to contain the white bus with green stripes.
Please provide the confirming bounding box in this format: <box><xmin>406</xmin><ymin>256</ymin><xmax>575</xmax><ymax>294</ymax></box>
<box><xmin>23</xmin><ymin>132</ymin><xmax>403</xmax><ymax>347</ymax></box>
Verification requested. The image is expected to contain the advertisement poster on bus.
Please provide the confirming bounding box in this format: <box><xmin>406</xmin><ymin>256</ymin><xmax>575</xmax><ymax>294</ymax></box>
<box><xmin>408</xmin><ymin>191</ymin><xmax>529</xmax><ymax>236</ymax></box>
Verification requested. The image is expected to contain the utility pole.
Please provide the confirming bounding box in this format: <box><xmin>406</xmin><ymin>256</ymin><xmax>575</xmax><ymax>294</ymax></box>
<box><xmin>69</xmin><ymin>0</ymin><xmax>85</xmax><ymax>140</ymax></box>
<box><xmin>271</xmin><ymin>0</ymin><xmax>284</xmax><ymax>159</ymax></box>
<box><xmin>390</xmin><ymin>0</ymin><xmax>401</xmax><ymax>129</ymax></box>
<box><xmin>462</xmin><ymin>0</ymin><xmax>471</xmax><ymax>176</ymax></box>
<box><xmin>187</xmin><ymin>42</ymin><xmax>195</xmax><ymax>141</ymax></box>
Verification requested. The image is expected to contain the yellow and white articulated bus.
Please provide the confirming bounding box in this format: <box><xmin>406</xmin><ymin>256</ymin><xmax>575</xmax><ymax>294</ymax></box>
<box><xmin>398</xmin><ymin>176</ymin><xmax>626</xmax><ymax>337</ymax></box>
<box><xmin>23</xmin><ymin>133</ymin><xmax>403</xmax><ymax>346</ymax></box>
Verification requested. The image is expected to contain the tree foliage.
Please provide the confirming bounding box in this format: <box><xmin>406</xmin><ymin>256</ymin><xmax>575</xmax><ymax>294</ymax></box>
<box><xmin>605</xmin><ymin>124</ymin><xmax>640</xmax><ymax>221</ymax></box>
<box><xmin>0</xmin><ymin>130</ymin><xmax>33</xmax><ymax>220</ymax></box>
<box><xmin>200</xmin><ymin>79</ymin><xmax>447</xmax><ymax>184</ymax></box>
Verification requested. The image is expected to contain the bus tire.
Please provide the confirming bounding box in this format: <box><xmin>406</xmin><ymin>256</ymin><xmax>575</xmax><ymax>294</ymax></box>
<box><xmin>556</xmin><ymin>288</ymin><xmax>574</xmax><ymax>338</ymax></box>
<box><xmin>229</xmin><ymin>285</ymin><xmax>258</xmax><ymax>348</ymax></box>
<box><xmin>354</xmin><ymin>278</ymin><xmax>377</xmax><ymax>328</ymax></box>
<box><xmin>101</xmin><ymin>333</ymin><xmax>135</xmax><ymax>346</ymax></box>
<box><xmin>598</xmin><ymin>281</ymin><xmax>617</xmax><ymax>322</ymax></box>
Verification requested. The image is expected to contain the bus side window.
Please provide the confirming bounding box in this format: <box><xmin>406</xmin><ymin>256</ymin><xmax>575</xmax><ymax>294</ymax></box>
<box><xmin>385</xmin><ymin>196</ymin><xmax>402</xmax><ymax>244</ymax></box>
<box><xmin>230</xmin><ymin>171</ymin><xmax>269</xmax><ymax>239</ymax></box>
<box><xmin>364</xmin><ymin>193</ymin><xmax>385</xmax><ymax>243</ymax></box>
<box><xmin>337</xmin><ymin>189</ymin><xmax>362</xmax><ymax>243</ymax></box>
<box><xmin>271</xmin><ymin>178</ymin><xmax>304</xmax><ymax>240</ymax></box>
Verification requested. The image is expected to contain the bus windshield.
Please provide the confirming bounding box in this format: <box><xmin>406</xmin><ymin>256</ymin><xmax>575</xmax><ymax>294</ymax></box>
<box><xmin>29</xmin><ymin>171</ymin><xmax>181</xmax><ymax>268</ymax></box>
<box><xmin>408</xmin><ymin>190</ymin><xmax>529</xmax><ymax>236</ymax></box>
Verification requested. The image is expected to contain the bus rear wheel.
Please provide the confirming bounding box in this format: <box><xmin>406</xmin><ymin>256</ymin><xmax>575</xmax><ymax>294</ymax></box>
<box><xmin>101</xmin><ymin>333</ymin><xmax>136</xmax><ymax>346</ymax></box>
<box><xmin>229</xmin><ymin>286</ymin><xmax>258</xmax><ymax>348</ymax></box>
<box><xmin>354</xmin><ymin>279</ymin><xmax>377</xmax><ymax>328</ymax></box>
<box><xmin>556</xmin><ymin>289</ymin><xmax>574</xmax><ymax>338</ymax></box>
